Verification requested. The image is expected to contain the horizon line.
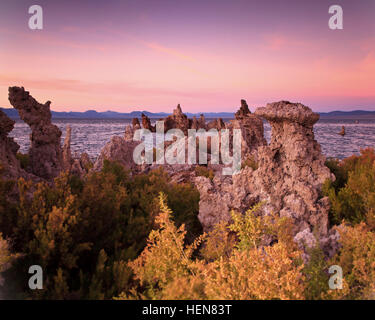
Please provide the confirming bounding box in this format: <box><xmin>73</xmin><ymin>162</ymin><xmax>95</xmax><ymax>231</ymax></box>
<box><xmin>2</xmin><ymin>106</ymin><xmax>375</xmax><ymax>115</ymax></box>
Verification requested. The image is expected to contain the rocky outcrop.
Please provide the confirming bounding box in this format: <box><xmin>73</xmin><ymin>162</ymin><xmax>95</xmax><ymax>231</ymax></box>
<box><xmin>8</xmin><ymin>87</ymin><xmax>63</xmax><ymax>180</ymax></box>
<box><xmin>235</xmin><ymin>99</ymin><xmax>252</xmax><ymax>119</ymax></box>
<box><xmin>195</xmin><ymin>101</ymin><xmax>338</xmax><ymax>256</ymax></box>
<box><xmin>191</xmin><ymin>116</ymin><xmax>199</xmax><ymax>130</ymax></box>
<box><xmin>226</xmin><ymin>99</ymin><xmax>267</xmax><ymax>160</ymax></box>
<box><xmin>191</xmin><ymin>114</ymin><xmax>206</xmax><ymax>130</ymax></box>
<box><xmin>207</xmin><ymin>118</ymin><xmax>225</xmax><ymax>130</ymax></box>
<box><xmin>194</xmin><ymin>167</ymin><xmax>258</xmax><ymax>228</ymax></box>
<box><xmin>254</xmin><ymin>101</ymin><xmax>336</xmax><ymax>253</ymax></box>
<box><xmin>61</xmin><ymin>126</ymin><xmax>92</xmax><ymax>176</ymax></box>
<box><xmin>132</xmin><ymin>117</ymin><xmax>141</xmax><ymax>129</ymax></box>
<box><xmin>141</xmin><ymin>113</ymin><xmax>155</xmax><ymax>132</ymax></box>
<box><xmin>198</xmin><ymin>114</ymin><xmax>206</xmax><ymax>129</ymax></box>
<box><xmin>79</xmin><ymin>153</ymin><xmax>92</xmax><ymax>172</ymax></box>
<box><xmin>163</xmin><ymin>104</ymin><xmax>191</xmax><ymax>134</ymax></box>
<box><xmin>93</xmin><ymin>136</ymin><xmax>142</xmax><ymax>173</ymax></box>
<box><xmin>125</xmin><ymin>101</ymin><xmax>266</xmax><ymax>175</ymax></box>
<box><xmin>62</xmin><ymin>126</ymin><xmax>73</xmax><ymax>171</ymax></box>
<box><xmin>124</xmin><ymin>124</ymin><xmax>135</xmax><ymax>141</ymax></box>
<box><xmin>0</xmin><ymin>110</ymin><xmax>23</xmax><ymax>180</ymax></box>
<box><xmin>132</xmin><ymin>104</ymin><xmax>226</xmax><ymax>134</ymax></box>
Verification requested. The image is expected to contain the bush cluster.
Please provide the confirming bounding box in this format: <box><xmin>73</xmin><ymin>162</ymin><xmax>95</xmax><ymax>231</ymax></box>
<box><xmin>0</xmin><ymin>161</ymin><xmax>200</xmax><ymax>299</ymax></box>
<box><xmin>1</xmin><ymin>149</ymin><xmax>375</xmax><ymax>300</ymax></box>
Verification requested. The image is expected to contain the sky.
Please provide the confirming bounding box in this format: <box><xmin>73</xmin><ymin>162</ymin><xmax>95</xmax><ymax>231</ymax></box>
<box><xmin>0</xmin><ymin>0</ymin><xmax>375</xmax><ymax>113</ymax></box>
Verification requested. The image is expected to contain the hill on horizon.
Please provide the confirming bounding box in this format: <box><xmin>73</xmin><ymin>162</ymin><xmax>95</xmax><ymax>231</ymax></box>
<box><xmin>2</xmin><ymin>107</ymin><xmax>375</xmax><ymax>120</ymax></box>
<box><xmin>0</xmin><ymin>108</ymin><xmax>236</xmax><ymax>119</ymax></box>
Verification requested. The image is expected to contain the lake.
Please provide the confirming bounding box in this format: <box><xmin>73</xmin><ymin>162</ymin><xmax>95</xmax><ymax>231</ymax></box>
<box><xmin>9</xmin><ymin>118</ymin><xmax>375</xmax><ymax>160</ymax></box>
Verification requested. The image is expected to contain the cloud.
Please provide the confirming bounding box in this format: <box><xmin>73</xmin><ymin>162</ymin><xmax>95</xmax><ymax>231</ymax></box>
<box><xmin>143</xmin><ymin>41</ymin><xmax>196</xmax><ymax>62</ymax></box>
<box><xmin>0</xmin><ymin>74</ymin><xmax>219</xmax><ymax>99</ymax></box>
<box><xmin>262</xmin><ymin>33</ymin><xmax>313</xmax><ymax>51</ymax></box>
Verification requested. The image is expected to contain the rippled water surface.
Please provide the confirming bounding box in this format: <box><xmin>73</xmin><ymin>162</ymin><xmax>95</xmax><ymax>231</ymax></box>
<box><xmin>9</xmin><ymin>119</ymin><xmax>375</xmax><ymax>160</ymax></box>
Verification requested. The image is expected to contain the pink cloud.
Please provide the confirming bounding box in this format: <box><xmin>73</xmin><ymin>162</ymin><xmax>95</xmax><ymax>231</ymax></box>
<box><xmin>143</xmin><ymin>41</ymin><xmax>196</xmax><ymax>62</ymax></box>
<box><xmin>262</xmin><ymin>33</ymin><xmax>313</xmax><ymax>51</ymax></box>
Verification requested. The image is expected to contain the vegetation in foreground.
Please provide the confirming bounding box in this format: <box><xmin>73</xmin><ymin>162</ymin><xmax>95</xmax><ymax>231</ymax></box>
<box><xmin>0</xmin><ymin>150</ymin><xmax>374</xmax><ymax>300</ymax></box>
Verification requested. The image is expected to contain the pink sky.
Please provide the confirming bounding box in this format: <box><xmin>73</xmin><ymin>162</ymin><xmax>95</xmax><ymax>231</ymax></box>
<box><xmin>0</xmin><ymin>0</ymin><xmax>375</xmax><ymax>112</ymax></box>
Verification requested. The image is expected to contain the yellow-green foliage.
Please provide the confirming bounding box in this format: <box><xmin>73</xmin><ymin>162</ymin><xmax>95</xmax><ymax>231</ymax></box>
<box><xmin>204</xmin><ymin>205</ymin><xmax>304</xmax><ymax>300</ymax></box>
<box><xmin>203</xmin><ymin>242</ymin><xmax>305</xmax><ymax>300</ymax></box>
<box><xmin>194</xmin><ymin>166</ymin><xmax>214</xmax><ymax>180</ymax></box>
<box><xmin>128</xmin><ymin>193</ymin><xmax>205</xmax><ymax>299</ymax></box>
<box><xmin>200</xmin><ymin>222</ymin><xmax>235</xmax><ymax>261</ymax></box>
<box><xmin>126</xmin><ymin>197</ymin><xmax>375</xmax><ymax>300</ymax></box>
<box><xmin>241</xmin><ymin>155</ymin><xmax>258</xmax><ymax>170</ymax></box>
<box><xmin>2</xmin><ymin>150</ymin><xmax>375</xmax><ymax>300</ymax></box>
<box><xmin>16</xmin><ymin>153</ymin><xmax>29</xmax><ymax>170</ymax></box>
<box><xmin>125</xmin><ymin>197</ymin><xmax>306</xmax><ymax>300</ymax></box>
<box><xmin>329</xmin><ymin>222</ymin><xmax>375</xmax><ymax>299</ymax></box>
<box><xmin>0</xmin><ymin>233</ymin><xmax>12</xmax><ymax>285</ymax></box>
<box><xmin>0</xmin><ymin>162</ymin><xmax>200</xmax><ymax>299</ymax></box>
<box><xmin>229</xmin><ymin>203</ymin><xmax>295</xmax><ymax>250</ymax></box>
<box><xmin>323</xmin><ymin>148</ymin><xmax>375</xmax><ymax>224</ymax></box>
<box><xmin>302</xmin><ymin>245</ymin><xmax>330</xmax><ymax>300</ymax></box>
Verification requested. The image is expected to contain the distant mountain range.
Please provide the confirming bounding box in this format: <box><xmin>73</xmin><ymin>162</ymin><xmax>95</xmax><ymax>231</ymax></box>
<box><xmin>318</xmin><ymin>110</ymin><xmax>375</xmax><ymax>119</ymax></box>
<box><xmin>1</xmin><ymin>108</ymin><xmax>375</xmax><ymax>120</ymax></box>
<box><xmin>0</xmin><ymin>108</ymin><xmax>235</xmax><ymax>119</ymax></box>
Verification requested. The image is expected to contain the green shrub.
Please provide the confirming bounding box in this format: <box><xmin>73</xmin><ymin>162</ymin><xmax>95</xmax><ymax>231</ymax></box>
<box><xmin>303</xmin><ymin>245</ymin><xmax>330</xmax><ymax>300</ymax></box>
<box><xmin>323</xmin><ymin>148</ymin><xmax>375</xmax><ymax>225</ymax></box>
<box><xmin>241</xmin><ymin>155</ymin><xmax>258</xmax><ymax>170</ymax></box>
<box><xmin>195</xmin><ymin>166</ymin><xmax>214</xmax><ymax>180</ymax></box>
<box><xmin>16</xmin><ymin>153</ymin><xmax>29</xmax><ymax>170</ymax></box>
<box><xmin>0</xmin><ymin>161</ymin><xmax>200</xmax><ymax>299</ymax></box>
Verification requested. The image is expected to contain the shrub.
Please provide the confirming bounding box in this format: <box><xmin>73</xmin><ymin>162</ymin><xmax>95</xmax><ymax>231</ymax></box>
<box><xmin>241</xmin><ymin>155</ymin><xmax>258</xmax><ymax>170</ymax></box>
<box><xmin>16</xmin><ymin>153</ymin><xmax>29</xmax><ymax>170</ymax></box>
<box><xmin>323</xmin><ymin>148</ymin><xmax>375</xmax><ymax>224</ymax></box>
<box><xmin>329</xmin><ymin>222</ymin><xmax>375</xmax><ymax>299</ymax></box>
<box><xmin>127</xmin><ymin>193</ymin><xmax>205</xmax><ymax>299</ymax></box>
<box><xmin>200</xmin><ymin>222</ymin><xmax>235</xmax><ymax>261</ymax></box>
<box><xmin>303</xmin><ymin>245</ymin><xmax>330</xmax><ymax>300</ymax></box>
<box><xmin>195</xmin><ymin>166</ymin><xmax>214</xmax><ymax>180</ymax></box>
<box><xmin>0</xmin><ymin>234</ymin><xmax>13</xmax><ymax>286</ymax></box>
<box><xmin>0</xmin><ymin>169</ymin><xmax>17</xmax><ymax>238</ymax></box>
<box><xmin>203</xmin><ymin>242</ymin><xmax>305</xmax><ymax>300</ymax></box>
<box><xmin>125</xmin><ymin>199</ymin><xmax>306</xmax><ymax>300</ymax></box>
<box><xmin>0</xmin><ymin>161</ymin><xmax>201</xmax><ymax>299</ymax></box>
<box><xmin>325</xmin><ymin>158</ymin><xmax>347</xmax><ymax>190</ymax></box>
<box><xmin>229</xmin><ymin>202</ymin><xmax>295</xmax><ymax>251</ymax></box>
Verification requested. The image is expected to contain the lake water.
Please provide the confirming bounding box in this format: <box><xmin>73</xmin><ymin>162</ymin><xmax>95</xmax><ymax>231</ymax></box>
<box><xmin>9</xmin><ymin>119</ymin><xmax>375</xmax><ymax>160</ymax></box>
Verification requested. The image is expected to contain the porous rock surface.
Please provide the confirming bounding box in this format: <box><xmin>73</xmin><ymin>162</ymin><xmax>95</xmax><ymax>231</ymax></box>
<box><xmin>195</xmin><ymin>101</ymin><xmax>338</xmax><ymax>256</ymax></box>
<box><xmin>93</xmin><ymin>124</ymin><xmax>144</xmax><ymax>173</ymax></box>
<box><xmin>8</xmin><ymin>87</ymin><xmax>63</xmax><ymax>180</ymax></box>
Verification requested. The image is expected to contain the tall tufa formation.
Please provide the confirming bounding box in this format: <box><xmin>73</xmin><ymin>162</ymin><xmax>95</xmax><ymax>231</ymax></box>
<box><xmin>235</xmin><ymin>99</ymin><xmax>252</xmax><ymax>119</ymax></box>
<box><xmin>195</xmin><ymin>101</ymin><xmax>338</xmax><ymax>256</ymax></box>
<box><xmin>8</xmin><ymin>86</ymin><xmax>63</xmax><ymax>180</ymax></box>
<box><xmin>253</xmin><ymin>101</ymin><xmax>336</xmax><ymax>251</ymax></box>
